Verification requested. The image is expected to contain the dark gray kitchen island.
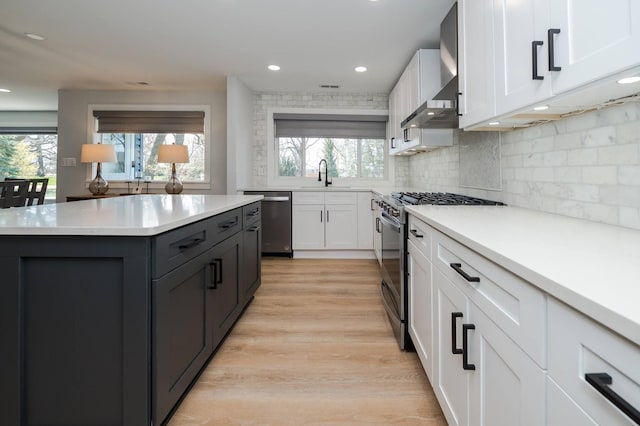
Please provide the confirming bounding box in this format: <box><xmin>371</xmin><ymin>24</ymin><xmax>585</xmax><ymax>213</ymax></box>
<box><xmin>0</xmin><ymin>194</ymin><xmax>262</xmax><ymax>426</ymax></box>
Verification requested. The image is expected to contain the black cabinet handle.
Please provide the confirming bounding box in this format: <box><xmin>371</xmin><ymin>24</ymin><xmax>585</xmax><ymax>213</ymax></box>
<box><xmin>370</xmin><ymin>198</ymin><xmax>375</xmax><ymax>211</ymax></box>
<box><xmin>390</xmin><ymin>138</ymin><xmax>397</xmax><ymax>149</ymax></box>
<box><xmin>462</xmin><ymin>323</ymin><xmax>476</xmax><ymax>370</ymax></box>
<box><xmin>320</xmin><ymin>210</ymin><xmax>323</xmax><ymax>223</ymax></box>
<box><xmin>215</xmin><ymin>259</ymin><xmax>223</xmax><ymax>285</ymax></box>
<box><xmin>208</xmin><ymin>261</ymin><xmax>218</xmax><ymax>289</ymax></box>
<box><xmin>326</xmin><ymin>210</ymin><xmax>330</xmax><ymax>222</ymax></box>
<box><xmin>585</xmin><ymin>373</ymin><xmax>640</xmax><ymax>424</ymax></box>
<box><xmin>532</xmin><ymin>40</ymin><xmax>544</xmax><ymax>80</ymax></box>
<box><xmin>450</xmin><ymin>263</ymin><xmax>480</xmax><ymax>282</ymax></box>
<box><xmin>456</xmin><ymin>92</ymin><xmax>463</xmax><ymax>117</ymax></box>
<box><xmin>375</xmin><ymin>217</ymin><xmax>381</xmax><ymax>233</ymax></box>
<box><xmin>548</xmin><ymin>28</ymin><xmax>562</xmax><ymax>71</ymax></box>
<box><xmin>247</xmin><ymin>226</ymin><xmax>260</xmax><ymax>232</ymax></box>
<box><xmin>219</xmin><ymin>219</ymin><xmax>238</xmax><ymax>230</ymax></box>
<box><xmin>451</xmin><ymin>312</ymin><xmax>463</xmax><ymax>355</ymax></box>
<box><xmin>178</xmin><ymin>238</ymin><xmax>203</xmax><ymax>250</ymax></box>
<box><xmin>247</xmin><ymin>209</ymin><xmax>260</xmax><ymax>217</ymax></box>
<box><xmin>410</xmin><ymin>229</ymin><xmax>424</xmax><ymax>238</ymax></box>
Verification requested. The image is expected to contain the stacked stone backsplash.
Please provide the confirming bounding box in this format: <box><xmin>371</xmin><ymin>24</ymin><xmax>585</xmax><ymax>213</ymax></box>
<box><xmin>252</xmin><ymin>91</ymin><xmax>389</xmax><ymax>187</ymax></box>
<box><xmin>408</xmin><ymin>101</ymin><xmax>640</xmax><ymax>230</ymax></box>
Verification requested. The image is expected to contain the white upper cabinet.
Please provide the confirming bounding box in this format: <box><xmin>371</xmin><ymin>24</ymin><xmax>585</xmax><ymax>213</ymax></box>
<box><xmin>549</xmin><ymin>0</ymin><xmax>640</xmax><ymax>95</ymax></box>
<box><xmin>462</xmin><ymin>0</ymin><xmax>640</xmax><ymax>129</ymax></box>
<box><xmin>493</xmin><ymin>0</ymin><xmax>552</xmax><ymax>116</ymax></box>
<box><xmin>458</xmin><ymin>0</ymin><xmax>497</xmax><ymax>129</ymax></box>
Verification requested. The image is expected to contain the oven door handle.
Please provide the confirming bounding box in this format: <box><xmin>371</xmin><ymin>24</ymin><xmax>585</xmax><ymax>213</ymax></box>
<box><xmin>380</xmin><ymin>212</ymin><xmax>402</xmax><ymax>232</ymax></box>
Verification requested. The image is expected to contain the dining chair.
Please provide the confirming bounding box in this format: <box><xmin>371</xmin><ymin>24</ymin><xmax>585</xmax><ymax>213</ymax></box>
<box><xmin>0</xmin><ymin>180</ymin><xmax>30</xmax><ymax>208</ymax></box>
<box><xmin>4</xmin><ymin>177</ymin><xmax>48</xmax><ymax>205</ymax></box>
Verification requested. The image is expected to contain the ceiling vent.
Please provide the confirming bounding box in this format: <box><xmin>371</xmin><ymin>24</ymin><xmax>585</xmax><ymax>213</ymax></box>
<box><xmin>319</xmin><ymin>84</ymin><xmax>340</xmax><ymax>89</ymax></box>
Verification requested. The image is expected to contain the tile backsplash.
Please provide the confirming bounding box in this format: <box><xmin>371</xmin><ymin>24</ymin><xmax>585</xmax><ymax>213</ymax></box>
<box><xmin>408</xmin><ymin>100</ymin><xmax>640</xmax><ymax>230</ymax></box>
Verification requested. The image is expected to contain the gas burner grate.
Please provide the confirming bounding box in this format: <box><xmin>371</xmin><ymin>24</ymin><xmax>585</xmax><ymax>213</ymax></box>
<box><xmin>391</xmin><ymin>192</ymin><xmax>504</xmax><ymax>206</ymax></box>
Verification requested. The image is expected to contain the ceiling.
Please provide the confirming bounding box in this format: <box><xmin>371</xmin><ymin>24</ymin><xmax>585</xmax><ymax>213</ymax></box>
<box><xmin>0</xmin><ymin>0</ymin><xmax>455</xmax><ymax>111</ymax></box>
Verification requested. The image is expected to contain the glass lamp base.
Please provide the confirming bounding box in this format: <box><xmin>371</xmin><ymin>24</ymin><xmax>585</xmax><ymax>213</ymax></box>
<box><xmin>88</xmin><ymin>174</ymin><xmax>109</xmax><ymax>195</ymax></box>
<box><xmin>165</xmin><ymin>175</ymin><xmax>184</xmax><ymax>194</ymax></box>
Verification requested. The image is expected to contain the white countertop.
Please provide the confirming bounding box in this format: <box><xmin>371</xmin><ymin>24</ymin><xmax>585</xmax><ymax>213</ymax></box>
<box><xmin>0</xmin><ymin>194</ymin><xmax>263</xmax><ymax>236</ymax></box>
<box><xmin>405</xmin><ymin>205</ymin><xmax>640</xmax><ymax>346</ymax></box>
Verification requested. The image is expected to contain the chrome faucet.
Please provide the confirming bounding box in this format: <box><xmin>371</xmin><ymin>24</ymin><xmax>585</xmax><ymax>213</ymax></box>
<box><xmin>318</xmin><ymin>159</ymin><xmax>332</xmax><ymax>187</ymax></box>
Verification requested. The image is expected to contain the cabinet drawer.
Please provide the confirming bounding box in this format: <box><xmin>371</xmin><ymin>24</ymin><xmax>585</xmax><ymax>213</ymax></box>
<box><xmin>242</xmin><ymin>202</ymin><xmax>261</xmax><ymax>228</ymax></box>
<box><xmin>408</xmin><ymin>215</ymin><xmax>432</xmax><ymax>259</ymax></box>
<box><xmin>325</xmin><ymin>192</ymin><xmax>357</xmax><ymax>205</ymax></box>
<box><xmin>548</xmin><ymin>298</ymin><xmax>640</xmax><ymax>425</ymax></box>
<box><xmin>153</xmin><ymin>208</ymin><xmax>241</xmax><ymax>278</ymax></box>
<box><xmin>432</xmin><ymin>229</ymin><xmax>546</xmax><ymax>367</ymax></box>
<box><xmin>292</xmin><ymin>192</ymin><xmax>324</xmax><ymax>205</ymax></box>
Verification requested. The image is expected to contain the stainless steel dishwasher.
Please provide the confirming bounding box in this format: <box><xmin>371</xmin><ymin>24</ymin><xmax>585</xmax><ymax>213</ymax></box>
<box><xmin>244</xmin><ymin>191</ymin><xmax>292</xmax><ymax>256</ymax></box>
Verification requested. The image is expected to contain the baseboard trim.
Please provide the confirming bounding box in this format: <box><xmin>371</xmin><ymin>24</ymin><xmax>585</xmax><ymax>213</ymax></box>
<box><xmin>293</xmin><ymin>250</ymin><xmax>375</xmax><ymax>259</ymax></box>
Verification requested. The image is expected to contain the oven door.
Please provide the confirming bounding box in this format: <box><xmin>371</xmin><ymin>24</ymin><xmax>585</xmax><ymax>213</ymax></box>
<box><xmin>379</xmin><ymin>210</ymin><xmax>407</xmax><ymax>348</ymax></box>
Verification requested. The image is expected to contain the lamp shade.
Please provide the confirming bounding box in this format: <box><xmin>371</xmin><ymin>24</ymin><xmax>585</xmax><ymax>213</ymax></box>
<box><xmin>158</xmin><ymin>144</ymin><xmax>189</xmax><ymax>163</ymax></box>
<box><xmin>80</xmin><ymin>143</ymin><xmax>117</xmax><ymax>163</ymax></box>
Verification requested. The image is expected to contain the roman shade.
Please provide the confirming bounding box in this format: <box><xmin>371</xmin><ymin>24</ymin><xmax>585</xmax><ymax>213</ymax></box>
<box><xmin>93</xmin><ymin>111</ymin><xmax>205</xmax><ymax>133</ymax></box>
<box><xmin>274</xmin><ymin>113</ymin><xmax>388</xmax><ymax>139</ymax></box>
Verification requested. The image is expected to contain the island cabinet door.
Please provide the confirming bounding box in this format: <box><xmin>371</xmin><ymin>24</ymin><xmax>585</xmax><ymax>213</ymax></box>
<box><xmin>0</xmin><ymin>236</ymin><xmax>150</xmax><ymax>426</ymax></box>
<box><xmin>152</xmin><ymin>248</ymin><xmax>217</xmax><ymax>426</ymax></box>
<box><xmin>240</xmin><ymin>219</ymin><xmax>261</xmax><ymax>306</ymax></box>
<box><xmin>208</xmin><ymin>232</ymin><xmax>242</xmax><ymax>349</ymax></box>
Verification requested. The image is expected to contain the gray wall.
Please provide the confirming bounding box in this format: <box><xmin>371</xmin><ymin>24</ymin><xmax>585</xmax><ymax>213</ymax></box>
<box><xmin>57</xmin><ymin>89</ymin><xmax>226</xmax><ymax>202</ymax></box>
<box><xmin>408</xmin><ymin>101</ymin><xmax>640</xmax><ymax>230</ymax></box>
<box><xmin>226</xmin><ymin>77</ymin><xmax>254</xmax><ymax>194</ymax></box>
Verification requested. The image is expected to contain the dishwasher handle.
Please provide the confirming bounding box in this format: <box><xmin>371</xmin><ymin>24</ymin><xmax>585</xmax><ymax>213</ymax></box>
<box><xmin>262</xmin><ymin>196</ymin><xmax>290</xmax><ymax>202</ymax></box>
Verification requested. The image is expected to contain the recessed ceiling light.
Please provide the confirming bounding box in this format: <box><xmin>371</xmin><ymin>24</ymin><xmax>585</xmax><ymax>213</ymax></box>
<box><xmin>25</xmin><ymin>33</ymin><xmax>46</xmax><ymax>41</ymax></box>
<box><xmin>427</xmin><ymin>112</ymin><xmax>435</xmax><ymax>116</ymax></box>
<box><xmin>489</xmin><ymin>121</ymin><xmax>500</xmax><ymax>126</ymax></box>
<box><xmin>533</xmin><ymin>105</ymin><xmax>549</xmax><ymax>111</ymax></box>
<box><xmin>410</xmin><ymin>124</ymin><xmax>417</xmax><ymax>128</ymax></box>
<box><xmin>355</xmin><ymin>66</ymin><xmax>367</xmax><ymax>73</ymax></box>
<box><xmin>267</xmin><ymin>65</ymin><xmax>280</xmax><ymax>71</ymax></box>
<box><xmin>617</xmin><ymin>76</ymin><xmax>640</xmax><ymax>84</ymax></box>
<box><xmin>0</xmin><ymin>88</ymin><xmax>11</xmax><ymax>93</ymax></box>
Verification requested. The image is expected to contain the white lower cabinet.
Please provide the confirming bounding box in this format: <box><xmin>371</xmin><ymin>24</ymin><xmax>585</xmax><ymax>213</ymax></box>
<box><xmin>408</xmin><ymin>239</ymin><xmax>433</xmax><ymax>381</ymax></box>
<box><xmin>547</xmin><ymin>298</ymin><xmax>640</xmax><ymax>425</ymax></box>
<box><xmin>324</xmin><ymin>204</ymin><xmax>357</xmax><ymax>249</ymax></box>
<box><xmin>291</xmin><ymin>204</ymin><xmax>325</xmax><ymax>249</ymax></box>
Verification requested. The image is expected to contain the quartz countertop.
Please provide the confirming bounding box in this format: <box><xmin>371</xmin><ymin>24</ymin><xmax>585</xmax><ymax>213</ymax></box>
<box><xmin>0</xmin><ymin>194</ymin><xmax>263</xmax><ymax>236</ymax></box>
<box><xmin>405</xmin><ymin>205</ymin><xmax>640</xmax><ymax>346</ymax></box>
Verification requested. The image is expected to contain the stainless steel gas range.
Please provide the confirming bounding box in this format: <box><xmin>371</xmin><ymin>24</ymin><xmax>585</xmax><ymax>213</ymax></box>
<box><xmin>377</xmin><ymin>192</ymin><xmax>505</xmax><ymax>350</ymax></box>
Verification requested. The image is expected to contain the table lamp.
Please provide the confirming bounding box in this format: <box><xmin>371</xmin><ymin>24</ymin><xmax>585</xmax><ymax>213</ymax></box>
<box><xmin>158</xmin><ymin>144</ymin><xmax>189</xmax><ymax>194</ymax></box>
<box><xmin>81</xmin><ymin>143</ymin><xmax>117</xmax><ymax>195</ymax></box>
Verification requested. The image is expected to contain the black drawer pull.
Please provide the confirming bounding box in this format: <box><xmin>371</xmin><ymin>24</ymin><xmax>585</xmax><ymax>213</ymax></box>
<box><xmin>451</xmin><ymin>312</ymin><xmax>463</xmax><ymax>355</ymax></box>
<box><xmin>548</xmin><ymin>28</ymin><xmax>561</xmax><ymax>71</ymax></box>
<box><xmin>462</xmin><ymin>323</ymin><xmax>476</xmax><ymax>371</ymax></box>
<box><xmin>178</xmin><ymin>238</ymin><xmax>203</xmax><ymax>250</ymax></box>
<box><xmin>410</xmin><ymin>229</ymin><xmax>424</xmax><ymax>238</ymax></box>
<box><xmin>219</xmin><ymin>220</ymin><xmax>238</xmax><ymax>230</ymax></box>
<box><xmin>247</xmin><ymin>226</ymin><xmax>260</xmax><ymax>232</ymax></box>
<box><xmin>585</xmin><ymin>373</ymin><xmax>640</xmax><ymax>424</ymax></box>
<box><xmin>247</xmin><ymin>209</ymin><xmax>260</xmax><ymax>217</ymax></box>
<box><xmin>456</xmin><ymin>92</ymin><xmax>463</xmax><ymax>117</ymax></box>
<box><xmin>532</xmin><ymin>40</ymin><xmax>544</xmax><ymax>80</ymax></box>
<box><xmin>208</xmin><ymin>261</ymin><xmax>218</xmax><ymax>289</ymax></box>
<box><xmin>450</xmin><ymin>263</ymin><xmax>480</xmax><ymax>282</ymax></box>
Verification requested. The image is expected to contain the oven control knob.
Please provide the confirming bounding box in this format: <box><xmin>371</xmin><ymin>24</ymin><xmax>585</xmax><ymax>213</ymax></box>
<box><xmin>391</xmin><ymin>209</ymin><xmax>400</xmax><ymax>217</ymax></box>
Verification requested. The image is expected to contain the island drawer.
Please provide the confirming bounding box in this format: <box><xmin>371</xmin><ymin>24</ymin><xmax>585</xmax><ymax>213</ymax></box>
<box><xmin>243</xmin><ymin>202</ymin><xmax>261</xmax><ymax>228</ymax></box>
<box><xmin>153</xmin><ymin>208</ymin><xmax>242</xmax><ymax>278</ymax></box>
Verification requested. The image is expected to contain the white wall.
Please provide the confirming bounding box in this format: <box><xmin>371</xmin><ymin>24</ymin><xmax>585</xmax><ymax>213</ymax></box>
<box><xmin>57</xmin><ymin>89</ymin><xmax>226</xmax><ymax>202</ymax></box>
<box><xmin>226</xmin><ymin>77</ymin><xmax>254</xmax><ymax>194</ymax></box>
<box><xmin>408</xmin><ymin>101</ymin><xmax>640</xmax><ymax>230</ymax></box>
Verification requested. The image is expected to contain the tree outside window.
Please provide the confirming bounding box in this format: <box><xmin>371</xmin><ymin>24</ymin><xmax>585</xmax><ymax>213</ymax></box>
<box><xmin>0</xmin><ymin>134</ymin><xmax>57</xmax><ymax>200</ymax></box>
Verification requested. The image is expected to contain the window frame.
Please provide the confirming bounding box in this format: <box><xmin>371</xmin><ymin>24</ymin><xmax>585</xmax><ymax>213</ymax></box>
<box><xmin>86</xmin><ymin>104</ymin><xmax>211</xmax><ymax>190</ymax></box>
<box><xmin>266</xmin><ymin>107</ymin><xmax>392</xmax><ymax>188</ymax></box>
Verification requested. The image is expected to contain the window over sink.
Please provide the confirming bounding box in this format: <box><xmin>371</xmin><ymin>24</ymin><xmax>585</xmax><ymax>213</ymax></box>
<box><xmin>270</xmin><ymin>111</ymin><xmax>389</xmax><ymax>185</ymax></box>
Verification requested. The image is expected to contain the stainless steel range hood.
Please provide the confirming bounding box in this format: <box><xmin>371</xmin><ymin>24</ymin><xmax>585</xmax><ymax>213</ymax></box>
<box><xmin>402</xmin><ymin>3</ymin><xmax>459</xmax><ymax>129</ymax></box>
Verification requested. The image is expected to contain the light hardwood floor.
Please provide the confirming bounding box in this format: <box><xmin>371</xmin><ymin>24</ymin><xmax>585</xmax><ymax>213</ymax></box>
<box><xmin>168</xmin><ymin>258</ymin><xmax>446</xmax><ymax>425</ymax></box>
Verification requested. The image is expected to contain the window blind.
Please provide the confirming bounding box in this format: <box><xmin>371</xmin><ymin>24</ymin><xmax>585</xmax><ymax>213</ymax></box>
<box><xmin>93</xmin><ymin>111</ymin><xmax>205</xmax><ymax>133</ymax></box>
<box><xmin>274</xmin><ymin>113</ymin><xmax>387</xmax><ymax>139</ymax></box>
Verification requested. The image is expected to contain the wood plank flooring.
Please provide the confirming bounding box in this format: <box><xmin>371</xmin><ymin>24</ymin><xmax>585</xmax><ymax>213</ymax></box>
<box><xmin>168</xmin><ymin>258</ymin><xmax>446</xmax><ymax>425</ymax></box>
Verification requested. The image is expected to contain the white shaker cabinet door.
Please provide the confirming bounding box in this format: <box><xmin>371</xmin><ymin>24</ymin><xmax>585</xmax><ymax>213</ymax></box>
<box><xmin>549</xmin><ymin>0</ymin><xmax>640</xmax><ymax>95</ymax></box>
<box><xmin>292</xmin><ymin>205</ymin><xmax>325</xmax><ymax>249</ymax></box>
<box><xmin>458</xmin><ymin>0</ymin><xmax>496</xmax><ymax>129</ymax></box>
<box><xmin>493</xmin><ymin>0</ymin><xmax>552</xmax><ymax>115</ymax></box>
<box><xmin>467</xmin><ymin>303</ymin><xmax>546</xmax><ymax>426</ymax></box>
<box><xmin>324</xmin><ymin>204</ymin><xmax>358</xmax><ymax>250</ymax></box>
<box><xmin>408</xmin><ymin>240</ymin><xmax>434</xmax><ymax>382</ymax></box>
<box><xmin>433</xmin><ymin>267</ymin><xmax>469</xmax><ymax>426</ymax></box>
